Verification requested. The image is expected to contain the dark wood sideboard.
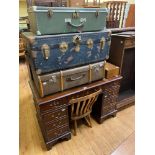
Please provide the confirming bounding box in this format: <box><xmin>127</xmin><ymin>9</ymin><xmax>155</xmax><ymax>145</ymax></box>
<box><xmin>108</xmin><ymin>29</ymin><xmax>135</xmax><ymax>109</ymax></box>
<box><xmin>29</xmin><ymin>75</ymin><xmax>122</xmax><ymax>150</ymax></box>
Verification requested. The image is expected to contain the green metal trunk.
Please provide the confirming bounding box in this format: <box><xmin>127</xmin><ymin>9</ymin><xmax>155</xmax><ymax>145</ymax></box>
<box><xmin>28</xmin><ymin>6</ymin><xmax>108</xmax><ymax>35</ymax></box>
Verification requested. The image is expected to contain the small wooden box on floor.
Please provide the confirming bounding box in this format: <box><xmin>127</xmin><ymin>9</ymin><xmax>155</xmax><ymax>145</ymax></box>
<box><xmin>105</xmin><ymin>62</ymin><xmax>120</xmax><ymax>79</ymax></box>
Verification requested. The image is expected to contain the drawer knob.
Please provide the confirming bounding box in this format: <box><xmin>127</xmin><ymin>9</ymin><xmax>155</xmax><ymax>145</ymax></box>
<box><xmin>50</xmin><ymin>101</ymin><xmax>59</xmax><ymax>106</ymax></box>
<box><xmin>104</xmin><ymin>95</ymin><xmax>108</xmax><ymax>98</ymax></box>
<box><xmin>120</xmin><ymin>41</ymin><xmax>123</xmax><ymax>44</ymax></box>
<box><xmin>50</xmin><ymin>103</ymin><xmax>54</xmax><ymax>106</ymax></box>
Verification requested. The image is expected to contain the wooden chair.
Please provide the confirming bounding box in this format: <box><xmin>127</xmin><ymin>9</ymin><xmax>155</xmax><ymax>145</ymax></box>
<box><xmin>104</xmin><ymin>1</ymin><xmax>127</xmax><ymax>28</ymax></box>
<box><xmin>69</xmin><ymin>89</ymin><xmax>102</xmax><ymax>135</ymax></box>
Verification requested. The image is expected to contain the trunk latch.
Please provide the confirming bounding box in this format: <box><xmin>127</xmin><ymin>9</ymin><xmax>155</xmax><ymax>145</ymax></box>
<box><xmin>41</xmin><ymin>44</ymin><xmax>50</xmax><ymax>60</ymax></box>
<box><xmin>73</xmin><ymin>35</ymin><xmax>81</xmax><ymax>52</ymax></box>
<box><xmin>100</xmin><ymin>37</ymin><xmax>105</xmax><ymax>50</ymax></box>
<box><xmin>59</xmin><ymin>42</ymin><xmax>68</xmax><ymax>53</ymax></box>
<box><xmin>87</xmin><ymin>38</ymin><xmax>94</xmax><ymax>49</ymax></box>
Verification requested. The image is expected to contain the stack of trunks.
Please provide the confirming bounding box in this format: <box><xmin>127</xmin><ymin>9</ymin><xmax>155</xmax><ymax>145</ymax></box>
<box><xmin>22</xmin><ymin>4</ymin><xmax>111</xmax><ymax>97</ymax></box>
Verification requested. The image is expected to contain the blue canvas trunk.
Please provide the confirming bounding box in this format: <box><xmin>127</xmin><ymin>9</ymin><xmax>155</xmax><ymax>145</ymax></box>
<box><xmin>22</xmin><ymin>30</ymin><xmax>111</xmax><ymax>74</ymax></box>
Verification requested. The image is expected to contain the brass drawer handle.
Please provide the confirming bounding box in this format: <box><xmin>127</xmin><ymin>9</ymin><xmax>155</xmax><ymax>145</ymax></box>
<box><xmin>104</xmin><ymin>94</ymin><xmax>108</xmax><ymax>98</ymax></box>
<box><xmin>50</xmin><ymin>101</ymin><xmax>59</xmax><ymax>106</ymax></box>
<box><xmin>52</xmin><ymin>124</ymin><xmax>56</xmax><ymax>127</ymax></box>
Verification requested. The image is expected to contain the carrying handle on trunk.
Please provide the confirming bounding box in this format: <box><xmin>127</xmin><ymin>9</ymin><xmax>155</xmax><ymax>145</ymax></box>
<box><xmin>67</xmin><ymin>73</ymin><xmax>86</xmax><ymax>81</ymax></box>
<box><xmin>67</xmin><ymin>21</ymin><xmax>85</xmax><ymax>28</ymax></box>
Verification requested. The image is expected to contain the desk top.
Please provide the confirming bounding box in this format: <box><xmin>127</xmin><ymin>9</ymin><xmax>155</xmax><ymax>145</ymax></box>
<box><xmin>112</xmin><ymin>31</ymin><xmax>135</xmax><ymax>38</ymax></box>
<box><xmin>108</xmin><ymin>27</ymin><xmax>135</xmax><ymax>34</ymax></box>
<box><xmin>29</xmin><ymin>76</ymin><xmax>122</xmax><ymax>105</ymax></box>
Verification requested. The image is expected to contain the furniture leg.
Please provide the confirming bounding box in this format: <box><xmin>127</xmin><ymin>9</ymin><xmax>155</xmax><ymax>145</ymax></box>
<box><xmin>84</xmin><ymin>116</ymin><xmax>91</xmax><ymax>127</ymax></box>
<box><xmin>88</xmin><ymin>114</ymin><xmax>92</xmax><ymax>127</ymax></box>
<box><xmin>74</xmin><ymin>120</ymin><xmax>77</xmax><ymax>136</ymax></box>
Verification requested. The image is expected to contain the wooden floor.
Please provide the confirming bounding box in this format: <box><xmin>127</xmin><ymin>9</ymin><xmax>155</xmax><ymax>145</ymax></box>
<box><xmin>19</xmin><ymin>61</ymin><xmax>135</xmax><ymax>155</ymax></box>
<box><xmin>111</xmin><ymin>132</ymin><xmax>135</xmax><ymax>155</ymax></box>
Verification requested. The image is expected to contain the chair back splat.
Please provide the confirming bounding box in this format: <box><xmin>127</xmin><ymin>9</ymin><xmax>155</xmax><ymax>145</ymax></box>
<box><xmin>69</xmin><ymin>89</ymin><xmax>102</xmax><ymax>135</ymax></box>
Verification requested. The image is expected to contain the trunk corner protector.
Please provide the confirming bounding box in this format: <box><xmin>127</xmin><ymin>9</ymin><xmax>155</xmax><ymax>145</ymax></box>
<box><xmin>89</xmin><ymin>64</ymin><xmax>92</xmax><ymax>83</ymax></box>
<box><xmin>38</xmin><ymin>76</ymin><xmax>44</xmax><ymax>97</ymax></box>
<box><xmin>29</xmin><ymin>36</ymin><xmax>35</xmax><ymax>44</ymax></box>
<box><xmin>60</xmin><ymin>71</ymin><xmax>64</xmax><ymax>91</ymax></box>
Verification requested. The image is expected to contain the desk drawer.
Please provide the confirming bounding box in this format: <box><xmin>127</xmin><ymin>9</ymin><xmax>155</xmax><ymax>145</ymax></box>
<box><xmin>104</xmin><ymin>85</ymin><xmax>120</xmax><ymax>96</ymax></box>
<box><xmin>124</xmin><ymin>39</ymin><xmax>135</xmax><ymax>48</ymax></box>
<box><xmin>46</xmin><ymin>125</ymin><xmax>70</xmax><ymax>141</ymax></box>
<box><xmin>103</xmin><ymin>95</ymin><xmax>117</xmax><ymax>106</ymax></box>
<box><xmin>105</xmin><ymin>80</ymin><xmax>120</xmax><ymax>87</ymax></box>
<box><xmin>39</xmin><ymin>99</ymin><xmax>65</xmax><ymax>113</ymax></box>
<box><xmin>44</xmin><ymin>116</ymin><xmax>69</xmax><ymax>131</ymax></box>
<box><xmin>102</xmin><ymin>104</ymin><xmax>116</xmax><ymax>114</ymax></box>
<box><xmin>41</xmin><ymin>108</ymin><xmax>68</xmax><ymax>123</ymax></box>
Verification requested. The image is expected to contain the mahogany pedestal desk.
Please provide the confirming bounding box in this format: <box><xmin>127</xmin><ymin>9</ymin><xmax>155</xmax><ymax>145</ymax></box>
<box><xmin>29</xmin><ymin>76</ymin><xmax>122</xmax><ymax>150</ymax></box>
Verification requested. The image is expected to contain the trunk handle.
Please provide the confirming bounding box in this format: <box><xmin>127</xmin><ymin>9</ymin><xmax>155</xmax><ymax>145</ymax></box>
<box><xmin>67</xmin><ymin>73</ymin><xmax>86</xmax><ymax>81</ymax></box>
<box><xmin>67</xmin><ymin>21</ymin><xmax>85</xmax><ymax>28</ymax></box>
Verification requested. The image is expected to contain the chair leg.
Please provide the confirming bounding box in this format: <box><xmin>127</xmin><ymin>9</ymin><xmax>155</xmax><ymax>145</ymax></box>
<box><xmin>84</xmin><ymin>116</ymin><xmax>90</xmax><ymax>127</ymax></box>
<box><xmin>74</xmin><ymin>120</ymin><xmax>77</xmax><ymax>136</ymax></box>
<box><xmin>84</xmin><ymin>115</ymin><xmax>92</xmax><ymax>127</ymax></box>
<box><xmin>88</xmin><ymin>114</ymin><xmax>92</xmax><ymax>128</ymax></box>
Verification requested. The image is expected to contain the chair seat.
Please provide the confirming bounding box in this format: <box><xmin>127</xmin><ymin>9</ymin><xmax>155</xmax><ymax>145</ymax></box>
<box><xmin>71</xmin><ymin>111</ymin><xmax>91</xmax><ymax>120</ymax></box>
